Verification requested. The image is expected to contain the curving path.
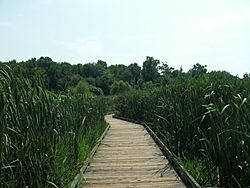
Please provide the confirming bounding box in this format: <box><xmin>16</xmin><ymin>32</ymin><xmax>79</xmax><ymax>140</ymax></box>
<box><xmin>83</xmin><ymin>115</ymin><xmax>186</xmax><ymax>188</ymax></box>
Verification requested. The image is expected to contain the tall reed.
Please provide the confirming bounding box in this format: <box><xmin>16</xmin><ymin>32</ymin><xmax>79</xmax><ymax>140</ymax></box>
<box><xmin>115</xmin><ymin>72</ymin><xmax>250</xmax><ymax>187</ymax></box>
<box><xmin>0</xmin><ymin>66</ymin><xmax>107</xmax><ymax>187</ymax></box>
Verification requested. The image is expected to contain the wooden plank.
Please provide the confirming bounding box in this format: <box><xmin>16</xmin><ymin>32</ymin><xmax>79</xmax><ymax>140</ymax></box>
<box><xmin>78</xmin><ymin>115</ymin><xmax>186</xmax><ymax>188</ymax></box>
<box><xmin>97</xmin><ymin>146</ymin><xmax>158</xmax><ymax>151</ymax></box>
<box><xmin>86</xmin><ymin>164</ymin><xmax>166</xmax><ymax>171</ymax></box>
<box><xmin>103</xmin><ymin>136</ymin><xmax>151</xmax><ymax>139</ymax></box>
<box><xmin>84</xmin><ymin>170</ymin><xmax>177</xmax><ymax>178</ymax></box>
<box><xmin>92</xmin><ymin>155</ymin><xmax>166</xmax><ymax>161</ymax></box>
<box><xmin>89</xmin><ymin>161</ymin><xmax>166</xmax><ymax>167</ymax></box>
<box><xmin>92</xmin><ymin>159</ymin><xmax>165</xmax><ymax>163</ymax></box>
<box><xmin>101</xmin><ymin>140</ymin><xmax>155</xmax><ymax>144</ymax></box>
<box><xmin>113</xmin><ymin>115</ymin><xmax>201</xmax><ymax>188</ymax></box>
<box><xmin>84</xmin><ymin>182</ymin><xmax>185</xmax><ymax>188</ymax></box>
<box><xmin>96</xmin><ymin>148</ymin><xmax>160</xmax><ymax>154</ymax></box>
<box><xmin>84</xmin><ymin>170</ymin><xmax>175</xmax><ymax>176</ymax></box>
<box><xmin>85</xmin><ymin>177</ymin><xmax>180</xmax><ymax>184</ymax></box>
<box><xmin>99</xmin><ymin>143</ymin><xmax>156</xmax><ymax>147</ymax></box>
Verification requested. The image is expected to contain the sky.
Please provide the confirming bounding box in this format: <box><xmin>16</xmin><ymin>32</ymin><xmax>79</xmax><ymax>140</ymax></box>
<box><xmin>0</xmin><ymin>0</ymin><xmax>250</xmax><ymax>76</ymax></box>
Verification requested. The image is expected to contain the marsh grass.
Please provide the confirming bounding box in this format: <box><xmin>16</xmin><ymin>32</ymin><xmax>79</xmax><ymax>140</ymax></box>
<box><xmin>115</xmin><ymin>72</ymin><xmax>250</xmax><ymax>187</ymax></box>
<box><xmin>0</xmin><ymin>66</ymin><xmax>107</xmax><ymax>187</ymax></box>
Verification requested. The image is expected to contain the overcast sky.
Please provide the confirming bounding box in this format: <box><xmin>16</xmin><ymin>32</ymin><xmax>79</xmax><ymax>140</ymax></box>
<box><xmin>0</xmin><ymin>0</ymin><xmax>249</xmax><ymax>76</ymax></box>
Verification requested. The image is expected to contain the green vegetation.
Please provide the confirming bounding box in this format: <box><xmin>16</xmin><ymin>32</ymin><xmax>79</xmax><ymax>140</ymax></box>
<box><xmin>68</xmin><ymin>80</ymin><xmax>91</xmax><ymax>96</ymax></box>
<box><xmin>0</xmin><ymin>66</ymin><xmax>107</xmax><ymax>187</ymax></box>
<box><xmin>1</xmin><ymin>56</ymin><xmax>250</xmax><ymax>187</ymax></box>
<box><xmin>0</xmin><ymin>56</ymin><xmax>177</xmax><ymax>95</ymax></box>
<box><xmin>110</xmin><ymin>80</ymin><xmax>132</xmax><ymax>95</ymax></box>
<box><xmin>115</xmin><ymin>72</ymin><xmax>250</xmax><ymax>187</ymax></box>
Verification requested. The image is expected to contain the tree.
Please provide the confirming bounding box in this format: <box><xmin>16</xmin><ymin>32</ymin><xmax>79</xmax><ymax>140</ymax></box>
<box><xmin>65</xmin><ymin>74</ymin><xmax>83</xmax><ymax>88</ymax></box>
<box><xmin>36</xmin><ymin>57</ymin><xmax>63</xmax><ymax>90</ymax></box>
<box><xmin>96</xmin><ymin>71</ymin><xmax>114</xmax><ymax>95</ymax></box>
<box><xmin>159</xmin><ymin>62</ymin><xmax>174</xmax><ymax>75</ymax></box>
<box><xmin>110</xmin><ymin>80</ymin><xmax>132</xmax><ymax>95</ymax></box>
<box><xmin>32</xmin><ymin>67</ymin><xmax>48</xmax><ymax>87</ymax></box>
<box><xmin>142</xmin><ymin>56</ymin><xmax>160</xmax><ymax>82</ymax></box>
<box><xmin>108</xmin><ymin>64</ymin><xmax>127</xmax><ymax>80</ymax></box>
<box><xmin>188</xmin><ymin>63</ymin><xmax>207</xmax><ymax>77</ymax></box>
<box><xmin>243</xmin><ymin>73</ymin><xmax>250</xmax><ymax>79</ymax></box>
<box><xmin>127</xmin><ymin>63</ymin><xmax>141</xmax><ymax>86</ymax></box>
<box><xmin>68</xmin><ymin>80</ymin><xmax>91</xmax><ymax>96</ymax></box>
<box><xmin>81</xmin><ymin>63</ymin><xmax>101</xmax><ymax>78</ymax></box>
<box><xmin>108</xmin><ymin>63</ymin><xmax>141</xmax><ymax>87</ymax></box>
<box><xmin>96</xmin><ymin>60</ymin><xmax>107</xmax><ymax>70</ymax></box>
<box><xmin>89</xmin><ymin>86</ymin><xmax>104</xmax><ymax>95</ymax></box>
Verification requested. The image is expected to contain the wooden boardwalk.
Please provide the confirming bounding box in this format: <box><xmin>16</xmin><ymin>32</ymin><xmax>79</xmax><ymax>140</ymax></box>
<box><xmin>83</xmin><ymin>115</ymin><xmax>186</xmax><ymax>187</ymax></box>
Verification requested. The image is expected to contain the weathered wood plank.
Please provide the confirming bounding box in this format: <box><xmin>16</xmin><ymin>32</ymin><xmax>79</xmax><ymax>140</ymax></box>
<box><xmin>84</xmin><ymin>181</ymin><xmax>184</xmax><ymax>188</ymax></box>
<box><xmin>92</xmin><ymin>155</ymin><xmax>166</xmax><ymax>162</ymax></box>
<box><xmin>81</xmin><ymin>115</ymin><xmax>186</xmax><ymax>188</ymax></box>
<box><xmin>85</xmin><ymin>177</ymin><xmax>180</xmax><ymax>184</ymax></box>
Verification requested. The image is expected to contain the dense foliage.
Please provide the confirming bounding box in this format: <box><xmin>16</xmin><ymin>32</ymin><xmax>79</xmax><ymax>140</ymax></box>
<box><xmin>110</xmin><ymin>80</ymin><xmax>132</xmax><ymax>95</ymax></box>
<box><xmin>0</xmin><ymin>57</ymin><xmax>142</xmax><ymax>95</ymax></box>
<box><xmin>0</xmin><ymin>56</ymin><xmax>185</xmax><ymax>95</ymax></box>
<box><xmin>2</xmin><ymin>56</ymin><xmax>250</xmax><ymax>187</ymax></box>
<box><xmin>0</xmin><ymin>66</ymin><xmax>107</xmax><ymax>187</ymax></box>
<box><xmin>115</xmin><ymin>72</ymin><xmax>250</xmax><ymax>187</ymax></box>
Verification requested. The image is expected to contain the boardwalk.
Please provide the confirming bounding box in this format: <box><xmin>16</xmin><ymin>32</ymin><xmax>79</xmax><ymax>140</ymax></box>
<box><xmin>83</xmin><ymin>115</ymin><xmax>186</xmax><ymax>188</ymax></box>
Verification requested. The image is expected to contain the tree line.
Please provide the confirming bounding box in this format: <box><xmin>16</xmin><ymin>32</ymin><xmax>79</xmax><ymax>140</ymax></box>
<box><xmin>0</xmin><ymin>56</ymin><xmax>246</xmax><ymax>95</ymax></box>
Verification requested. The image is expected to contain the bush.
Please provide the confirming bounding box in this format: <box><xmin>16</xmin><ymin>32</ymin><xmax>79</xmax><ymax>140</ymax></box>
<box><xmin>110</xmin><ymin>80</ymin><xmax>132</xmax><ymax>95</ymax></box>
